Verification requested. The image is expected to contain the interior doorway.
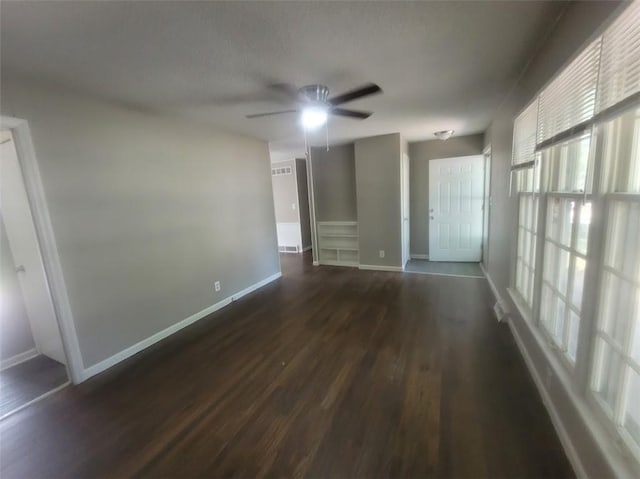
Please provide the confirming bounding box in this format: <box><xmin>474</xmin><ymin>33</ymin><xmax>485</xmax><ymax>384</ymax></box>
<box><xmin>0</xmin><ymin>129</ymin><xmax>69</xmax><ymax>418</ymax></box>
<box><xmin>428</xmin><ymin>155</ymin><xmax>485</xmax><ymax>262</ymax></box>
<box><xmin>271</xmin><ymin>158</ymin><xmax>312</xmax><ymax>255</ymax></box>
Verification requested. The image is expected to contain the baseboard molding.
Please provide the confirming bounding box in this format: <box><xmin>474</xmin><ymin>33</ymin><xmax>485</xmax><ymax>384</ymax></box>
<box><xmin>81</xmin><ymin>272</ymin><xmax>282</xmax><ymax>381</ymax></box>
<box><xmin>410</xmin><ymin>253</ymin><xmax>429</xmax><ymax>260</ymax></box>
<box><xmin>312</xmin><ymin>261</ymin><xmax>319</xmax><ymax>266</ymax></box>
<box><xmin>230</xmin><ymin>272</ymin><xmax>282</xmax><ymax>302</ymax></box>
<box><xmin>479</xmin><ymin>262</ymin><xmax>509</xmax><ymax>315</ymax></box>
<box><xmin>507</xmin><ymin>320</ymin><xmax>587</xmax><ymax>479</ymax></box>
<box><xmin>318</xmin><ymin>260</ymin><xmax>358</xmax><ymax>268</ymax></box>
<box><xmin>0</xmin><ymin>348</ymin><xmax>38</xmax><ymax>371</ymax></box>
<box><xmin>358</xmin><ymin>264</ymin><xmax>404</xmax><ymax>272</ymax></box>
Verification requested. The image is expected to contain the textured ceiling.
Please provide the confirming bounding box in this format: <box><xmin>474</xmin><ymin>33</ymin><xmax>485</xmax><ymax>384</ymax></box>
<box><xmin>1</xmin><ymin>1</ymin><xmax>567</xmax><ymax>160</ymax></box>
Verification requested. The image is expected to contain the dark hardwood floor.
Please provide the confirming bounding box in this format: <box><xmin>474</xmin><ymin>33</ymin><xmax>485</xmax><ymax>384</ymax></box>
<box><xmin>0</xmin><ymin>355</ymin><xmax>68</xmax><ymax>418</ymax></box>
<box><xmin>0</xmin><ymin>252</ymin><xmax>573</xmax><ymax>478</ymax></box>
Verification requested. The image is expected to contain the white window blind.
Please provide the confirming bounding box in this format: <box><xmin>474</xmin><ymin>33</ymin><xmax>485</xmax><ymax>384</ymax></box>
<box><xmin>597</xmin><ymin>0</ymin><xmax>640</xmax><ymax>114</ymax></box>
<box><xmin>537</xmin><ymin>38</ymin><xmax>602</xmax><ymax>144</ymax></box>
<box><xmin>512</xmin><ymin>99</ymin><xmax>538</xmax><ymax>166</ymax></box>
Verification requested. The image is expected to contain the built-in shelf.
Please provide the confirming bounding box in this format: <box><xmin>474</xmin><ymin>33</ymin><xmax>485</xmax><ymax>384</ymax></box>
<box><xmin>317</xmin><ymin>222</ymin><xmax>359</xmax><ymax>267</ymax></box>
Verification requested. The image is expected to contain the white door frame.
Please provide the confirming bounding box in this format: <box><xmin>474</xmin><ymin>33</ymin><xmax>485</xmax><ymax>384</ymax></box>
<box><xmin>482</xmin><ymin>145</ymin><xmax>492</xmax><ymax>267</ymax></box>
<box><xmin>1</xmin><ymin>116</ymin><xmax>84</xmax><ymax>383</ymax></box>
<box><xmin>401</xmin><ymin>152</ymin><xmax>410</xmax><ymax>269</ymax></box>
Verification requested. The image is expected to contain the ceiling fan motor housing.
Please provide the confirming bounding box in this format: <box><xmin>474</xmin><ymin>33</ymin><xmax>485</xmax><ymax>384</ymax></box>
<box><xmin>299</xmin><ymin>84</ymin><xmax>330</xmax><ymax>104</ymax></box>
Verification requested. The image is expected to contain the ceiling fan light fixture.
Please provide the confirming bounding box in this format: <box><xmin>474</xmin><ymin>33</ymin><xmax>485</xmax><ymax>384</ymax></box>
<box><xmin>434</xmin><ymin>129</ymin><xmax>455</xmax><ymax>140</ymax></box>
<box><xmin>301</xmin><ymin>105</ymin><xmax>328</xmax><ymax>130</ymax></box>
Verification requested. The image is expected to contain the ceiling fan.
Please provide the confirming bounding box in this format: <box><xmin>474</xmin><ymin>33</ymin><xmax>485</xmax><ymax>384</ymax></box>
<box><xmin>245</xmin><ymin>83</ymin><xmax>382</xmax><ymax>129</ymax></box>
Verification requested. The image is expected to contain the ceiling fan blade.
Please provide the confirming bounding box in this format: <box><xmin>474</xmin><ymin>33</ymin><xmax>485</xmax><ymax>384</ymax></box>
<box><xmin>246</xmin><ymin>109</ymin><xmax>298</xmax><ymax>119</ymax></box>
<box><xmin>328</xmin><ymin>83</ymin><xmax>382</xmax><ymax>106</ymax></box>
<box><xmin>330</xmin><ymin>108</ymin><xmax>372</xmax><ymax>119</ymax></box>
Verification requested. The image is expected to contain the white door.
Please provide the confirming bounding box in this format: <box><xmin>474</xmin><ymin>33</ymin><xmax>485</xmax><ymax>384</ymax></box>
<box><xmin>401</xmin><ymin>153</ymin><xmax>410</xmax><ymax>268</ymax></box>
<box><xmin>1</xmin><ymin>130</ymin><xmax>67</xmax><ymax>364</ymax></box>
<box><xmin>429</xmin><ymin>155</ymin><xmax>484</xmax><ymax>262</ymax></box>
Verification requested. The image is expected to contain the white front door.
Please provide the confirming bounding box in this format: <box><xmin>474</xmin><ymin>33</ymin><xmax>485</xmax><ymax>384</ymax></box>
<box><xmin>428</xmin><ymin>155</ymin><xmax>484</xmax><ymax>262</ymax></box>
<box><xmin>401</xmin><ymin>153</ymin><xmax>410</xmax><ymax>268</ymax></box>
<box><xmin>1</xmin><ymin>130</ymin><xmax>67</xmax><ymax>364</ymax></box>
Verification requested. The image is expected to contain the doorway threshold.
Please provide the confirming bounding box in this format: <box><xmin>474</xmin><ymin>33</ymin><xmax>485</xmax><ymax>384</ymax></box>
<box><xmin>0</xmin><ymin>355</ymin><xmax>69</xmax><ymax>419</ymax></box>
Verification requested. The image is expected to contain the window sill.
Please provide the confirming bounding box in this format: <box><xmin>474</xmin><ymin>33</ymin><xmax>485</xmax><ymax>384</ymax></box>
<box><xmin>506</xmin><ymin>287</ymin><xmax>640</xmax><ymax>479</ymax></box>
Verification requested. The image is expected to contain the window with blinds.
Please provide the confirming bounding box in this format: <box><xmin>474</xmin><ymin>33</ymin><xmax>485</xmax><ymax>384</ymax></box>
<box><xmin>537</xmin><ymin>38</ymin><xmax>601</xmax><ymax>146</ymax></box>
<box><xmin>512</xmin><ymin>99</ymin><xmax>538</xmax><ymax>166</ymax></box>
<box><xmin>508</xmin><ymin>0</ymin><xmax>640</xmax><ymax>468</ymax></box>
<box><xmin>597</xmin><ymin>0</ymin><xmax>640</xmax><ymax>114</ymax></box>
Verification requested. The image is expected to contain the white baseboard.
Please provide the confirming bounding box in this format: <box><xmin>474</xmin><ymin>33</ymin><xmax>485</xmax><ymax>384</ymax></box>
<box><xmin>0</xmin><ymin>348</ymin><xmax>38</xmax><ymax>371</ymax></box>
<box><xmin>410</xmin><ymin>253</ymin><xmax>429</xmax><ymax>260</ymax></box>
<box><xmin>358</xmin><ymin>264</ymin><xmax>404</xmax><ymax>272</ymax></box>
<box><xmin>230</xmin><ymin>272</ymin><xmax>282</xmax><ymax>302</ymax></box>
<box><xmin>479</xmin><ymin>262</ymin><xmax>509</xmax><ymax>315</ymax></box>
<box><xmin>319</xmin><ymin>260</ymin><xmax>358</xmax><ymax>268</ymax></box>
<box><xmin>507</xmin><ymin>320</ymin><xmax>586</xmax><ymax>479</ymax></box>
<box><xmin>81</xmin><ymin>272</ymin><xmax>282</xmax><ymax>381</ymax></box>
<box><xmin>312</xmin><ymin>260</ymin><xmax>319</xmax><ymax>266</ymax></box>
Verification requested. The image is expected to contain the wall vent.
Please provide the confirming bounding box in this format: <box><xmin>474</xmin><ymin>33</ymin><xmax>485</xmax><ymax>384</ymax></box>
<box><xmin>272</xmin><ymin>166</ymin><xmax>292</xmax><ymax>176</ymax></box>
<box><xmin>493</xmin><ymin>301</ymin><xmax>508</xmax><ymax>322</ymax></box>
<box><xmin>278</xmin><ymin>246</ymin><xmax>299</xmax><ymax>253</ymax></box>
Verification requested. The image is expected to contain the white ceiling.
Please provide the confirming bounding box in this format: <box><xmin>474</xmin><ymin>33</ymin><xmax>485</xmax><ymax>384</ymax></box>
<box><xmin>1</xmin><ymin>1</ymin><xmax>567</xmax><ymax>161</ymax></box>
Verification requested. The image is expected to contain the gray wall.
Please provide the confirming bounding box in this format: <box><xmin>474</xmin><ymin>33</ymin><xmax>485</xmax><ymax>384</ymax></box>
<box><xmin>483</xmin><ymin>2</ymin><xmax>622</xmax><ymax>478</ymax></box>
<box><xmin>354</xmin><ymin>133</ymin><xmax>402</xmax><ymax>268</ymax></box>
<box><xmin>1</xmin><ymin>76</ymin><xmax>280</xmax><ymax>369</ymax></box>
<box><xmin>271</xmin><ymin>159</ymin><xmax>299</xmax><ymax>224</ymax></box>
<box><xmin>295</xmin><ymin>158</ymin><xmax>312</xmax><ymax>249</ymax></box>
<box><xmin>310</xmin><ymin>144</ymin><xmax>357</xmax><ymax>222</ymax></box>
<box><xmin>409</xmin><ymin>134</ymin><xmax>485</xmax><ymax>256</ymax></box>
<box><xmin>0</xmin><ymin>215</ymin><xmax>36</xmax><ymax>361</ymax></box>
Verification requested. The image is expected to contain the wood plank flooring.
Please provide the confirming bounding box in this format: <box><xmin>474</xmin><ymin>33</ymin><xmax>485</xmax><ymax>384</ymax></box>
<box><xmin>0</xmin><ymin>355</ymin><xmax>68</xmax><ymax>418</ymax></box>
<box><xmin>0</xmin><ymin>253</ymin><xmax>574</xmax><ymax>478</ymax></box>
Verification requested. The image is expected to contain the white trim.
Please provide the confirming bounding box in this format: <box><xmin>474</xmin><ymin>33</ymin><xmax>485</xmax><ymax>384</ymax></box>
<box><xmin>318</xmin><ymin>260</ymin><xmax>358</xmax><ymax>268</ymax></box>
<box><xmin>410</xmin><ymin>253</ymin><xmax>429</xmax><ymax>260</ymax></box>
<box><xmin>507</xmin><ymin>319</ymin><xmax>587</xmax><ymax>479</ymax></box>
<box><xmin>1</xmin><ymin>116</ymin><xmax>84</xmax><ymax>384</ymax></box>
<box><xmin>0</xmin><ymin>381</ymin><xmax>70</xmax><ymax>421</ymax></box>
<box><xmin>81</xmin><ymin>272</ymin><xmax>282</xmax><ymax>381</ymax></box>
<box><xmin>0</xmin><ymin>348</ymin><xmax>38</xmax><ymax>371</ymax></box>
<box><xmin>312</xmin><ymin>260</ymin><xmax>319</xmax><ymax>266</ymax></box>
<box><xmin>507</xmin><ymin>288</ymin><xmax>640</xmax><ymax>479</ymax></box>
<box><xmin>230</xmin><ymin>272</ymin><xmax>282</xmax><ymax>302</ymax></box>
<box><xmin>479</xmin><ymin>263</ymin><xmax>509</xmax><ymax>313</ymax></box>
<box><xmin>358</xmin><ymin>264</ymin><xmax>404</xmax><ymax>272</ymax></box>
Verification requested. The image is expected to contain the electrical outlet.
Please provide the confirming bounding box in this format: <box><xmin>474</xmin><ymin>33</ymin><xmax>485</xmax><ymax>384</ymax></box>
<box><xmin>379</xmin><ymin>250</ymin><xmax>385</xmax><ymax>258</ymax></box>
<box><xmin>214</xmin><ymin>281</ymin><xmax>221</xmax><ymax>292</ymax></box>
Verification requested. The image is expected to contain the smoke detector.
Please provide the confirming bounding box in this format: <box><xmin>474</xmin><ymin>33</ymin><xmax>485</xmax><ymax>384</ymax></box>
<box><xmin>434</xmin><ymin>130</ymin><xmax>454</xmax><ymax>140</ymax></box>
